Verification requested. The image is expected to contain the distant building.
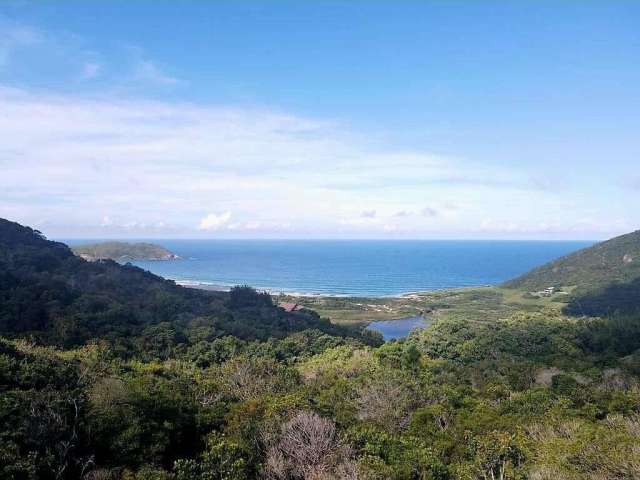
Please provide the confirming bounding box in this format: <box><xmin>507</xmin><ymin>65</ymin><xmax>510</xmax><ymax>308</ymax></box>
<box><xmin>279</xmin><ymin>302</ymin><xmax>304</xmax><ymax>313</ymax></box>
<box><xmin>532</xmin><ymin>286</ymin><xmax>557</xmax><ymax>297</ymax></box>
<box><xmin>529</xmin><ymin>286</ymin><xmax>559</xmax><ymax>298</ymax></box>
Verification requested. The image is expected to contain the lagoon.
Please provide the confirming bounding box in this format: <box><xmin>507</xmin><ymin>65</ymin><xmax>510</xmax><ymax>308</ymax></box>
<box><xmin>365</xmin><ymin>315</ymin><xmax>431</xmax><ymax>340</ymax></box>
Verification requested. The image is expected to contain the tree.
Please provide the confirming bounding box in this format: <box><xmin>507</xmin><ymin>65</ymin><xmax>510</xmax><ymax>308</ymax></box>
<box><xmin>264</xmin><ymin>411</ymin><xmax>356</xmax><ymax>480</ymax></box>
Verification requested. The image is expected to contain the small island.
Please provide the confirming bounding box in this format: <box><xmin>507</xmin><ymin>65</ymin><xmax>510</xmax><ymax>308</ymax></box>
<box><xmin>72</xmin><ymin>241</ymin><xmax>180</xmax><ymax>262</ymax></box>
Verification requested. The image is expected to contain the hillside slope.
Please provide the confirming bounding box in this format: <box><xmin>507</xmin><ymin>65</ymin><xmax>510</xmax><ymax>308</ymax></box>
<box><xmin>504</xmin><ymin>230</ymin><xmax>640</xmax><ymax>316</ymax></box>
<box><xmin>504</xmin><ymin>230</ymin><xmax>640</xmax><ymax>292</ymax></box>
<box><xmin>72</xmin><ymin>241</ymin><xmax>180</xmax><ymax>261</ymax></box>
<box><xmin>0</xmin><ymin>218</ymin><xmax>369</xmax><ymax>349</ymax></box>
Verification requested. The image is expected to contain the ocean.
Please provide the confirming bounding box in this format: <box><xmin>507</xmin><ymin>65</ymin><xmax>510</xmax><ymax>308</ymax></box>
<box><xmin>75</xmin><ymin>239</ymin><xmax>593</xmax><ymax>297</ymax></box>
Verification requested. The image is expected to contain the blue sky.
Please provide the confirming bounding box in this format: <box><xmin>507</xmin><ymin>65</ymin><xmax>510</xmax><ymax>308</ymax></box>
<box><xmin>1</xmin><ymin>1</ymin><xmax>639</xmax><ymax>239</ymax></box>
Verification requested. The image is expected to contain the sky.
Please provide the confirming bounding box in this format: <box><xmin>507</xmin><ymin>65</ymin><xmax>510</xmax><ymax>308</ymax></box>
<box><xmin>1</xmin><ymin>1</ymin><xmax>639</xmax><ymax>240</ymax></box>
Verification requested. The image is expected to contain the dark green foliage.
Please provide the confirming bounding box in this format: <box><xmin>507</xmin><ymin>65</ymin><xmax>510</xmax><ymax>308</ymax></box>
<box><xmin>551</xmin><ymin>374</ymin><xmax>579</xmax><ymax>396</ymax></box>
<box><xmin>565</xmin><ymin>276</ymin><xmax>640</xmax><ymax>317</ymax></box>
<box><xmin>504</xmin><ymin>231</ymin><xmax>640</xmax><ymax>316</ymax></box>
<box><xmin>173</xmin><ymin>433</ymin><xmax>248</xmax><ymax>480</ymax></box>
<box><xmin>2</xmin><ymin>218</ymin><xmax>640</xmax><ymax>479</ymax></box>
<box><xmin>505</xmin><ymin>230</ymin><xmax>640</xmax><ymax>318</ymax></box>
<box><xmin>228</xmin><ymin>285</ymin><xmax>273</xmax><ymax>309</ymax></box>
<box><xmin>577</xmin><ymin>313</ymin><xmax>640</xmax><ymax>357</ymax></box>
<box><xmin>345</xmin><ymin>425</ymin><xmax>448</xmax><ymax>479</ymax></box>
<box><xmin>89</xmin><ymin>368</ymin><xmax>201</xmax><ymax>468</ymax></box>
<box><xmin>0</xmin><ymin>218</ymin><xmax>372</xmax><ymax>352</ymax></box>
<box><xmin>0</xmin><ymin>340</ymin><xmax>91</xmax><ymax>480</ymax></box>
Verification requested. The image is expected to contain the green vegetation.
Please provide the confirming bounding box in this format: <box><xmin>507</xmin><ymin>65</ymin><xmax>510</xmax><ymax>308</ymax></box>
<box><xmin>0</xmin><ymin>218</ymin><xmax>375</xmax><ymax>350</ymax></box>
<box><xmin>1</xmin><ymin>218</ymin><xmax>640</xmax><ymax>479</ymax></box>
<box><xmin>71</xmin><ymin>241</ymin><xmax>180</xmax><ymax>262</ymax></box>
<box><xmin>565</xmin><ymin>276</ymin><xmax>640</xmax><ymax>317</ymax></box>
<box><xmin>282</xmin><ymin>286</ymin><xmax>564</xmax><ymax>327</ymax></box>
<box><xmin>505</xmin><ymin>231</ymin><xmax>640</xmax><ymax>292</ymax></box>
<box><xmin>504</xmin><ymin>231</ymin><xmax>640</xmax><ymax>317</ymax></box>
<box><xmin>275</xmin><ymin>294</ymin><xmax>425</xmax><ymax>326</ymax></box>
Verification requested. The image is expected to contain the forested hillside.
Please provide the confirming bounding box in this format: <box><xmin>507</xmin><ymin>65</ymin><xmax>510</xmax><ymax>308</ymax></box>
<box><xmin>1</xmin><ymin>219</ymin><xmax>639</xmax><ymax>480</ymax></box>
<box><xmin>504</xmin><ymin>230</ymin><xmax>640</xmax><ymax>317</ymax></box>
<box><xmin>0</xmin><ymin>218</ymin><xmax>371</xmax><ymax>352</ymax></box>
<box><xmin>504</xmin><ymin>230</ymin><xmax>640</xmax><ymax>292</ymax></box>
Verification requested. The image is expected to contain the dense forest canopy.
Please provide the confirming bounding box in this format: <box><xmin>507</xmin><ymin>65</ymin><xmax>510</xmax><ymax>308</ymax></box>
<box><xmin>1</xmin><ymin>218</ymin><xmax>639</xmax><ymax>480</ymax></box>
<box><xmin>0</xmin><ymin>218</ymin><xmax>374</xmax><ymax>351</ymax></box>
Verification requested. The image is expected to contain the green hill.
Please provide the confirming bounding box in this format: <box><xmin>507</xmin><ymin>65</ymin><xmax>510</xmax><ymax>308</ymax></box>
<box><xmin>0</xmin><ymin>218</ymin><xmax>370</xmax><ymax>350</ymax></box>
<box><xmin>72</xmin><ymin>241</ymin><xmax>180</xmax><ymax>262</ymax></box>
<box><xmin>504</xmin><ymin>230</ymin><xmax>640</xmax><ymax>316</ymax></box>
<box><xmin>504</xmin><ymin>230</ymin><xmax>640</xmax><ymax>291</ymax></box>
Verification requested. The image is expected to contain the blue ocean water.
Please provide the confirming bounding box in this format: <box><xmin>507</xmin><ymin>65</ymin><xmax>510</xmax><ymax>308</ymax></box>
<box><xmin>75</xmin><ymin>239</ymin><xmax>592</xmax><ymax>297</ymax></box>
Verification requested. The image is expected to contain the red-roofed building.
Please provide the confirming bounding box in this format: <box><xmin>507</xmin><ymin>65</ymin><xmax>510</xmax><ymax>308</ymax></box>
<box><xmin>279</xmin><ymin>302</ymin><xmax>304</xmax><ymax>313</ymax></box>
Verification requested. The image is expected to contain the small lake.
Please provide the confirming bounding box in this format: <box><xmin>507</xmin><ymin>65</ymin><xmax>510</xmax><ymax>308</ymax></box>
<box><xmin>366</xmin><ymin>315</ymin><xmax>431</xmax><ymax>340</ymax></box>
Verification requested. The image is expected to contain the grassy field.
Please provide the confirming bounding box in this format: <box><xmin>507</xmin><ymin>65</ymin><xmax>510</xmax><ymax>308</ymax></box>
<box><xmin>277</xmin><ymin>286</ymin><xmax>570</xmax><ymax>326</ymax></box>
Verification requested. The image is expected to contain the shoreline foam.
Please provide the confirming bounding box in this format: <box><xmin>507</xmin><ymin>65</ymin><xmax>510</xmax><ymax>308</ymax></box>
<box><xmin>175</xmin><ymin>279</ymin><xmax>436</xmax><ymax>298</ymax></box>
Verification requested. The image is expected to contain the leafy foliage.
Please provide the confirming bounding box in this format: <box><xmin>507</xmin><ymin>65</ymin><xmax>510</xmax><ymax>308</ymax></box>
<box><xmin>1</xmin><ymin>218</ymin><xmax>639</xmax><ymax>479</ymax></box>
<box><xmin>565</xmin><ymin>276</ymin><xmax>640</xmax><ymax>317</ymax></box>
<box><xmin>0</xmin><ymin>218</ymin><xmax>371</xmax><ymax>352</ymax></box>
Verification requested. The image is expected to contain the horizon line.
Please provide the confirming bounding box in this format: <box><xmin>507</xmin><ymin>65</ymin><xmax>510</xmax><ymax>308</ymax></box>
<box><xmin>54</xmin><ymin>236</ymin><xmax>600</xmax><ymax>243</ymax></box>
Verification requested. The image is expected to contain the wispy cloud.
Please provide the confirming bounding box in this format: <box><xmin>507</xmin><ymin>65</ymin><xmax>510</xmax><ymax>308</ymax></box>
<box><xmin>0</xmin><ymin>21</ymin><xmax>42</xmax><ymax>66</ymax></box>
<box><xmin>123</xmin><ymin>44</ymin><xmax>183</xmax><ymax>86</ymax></box>
<box><xmin>0</xmin><ymin>83</ymin><xmax>630</xmax><ymax>239</ymax></box>
<box><xmin>0</xmin><ymin>18</ymin><xmax>183</xmax><ymax>91</ymax></box>
<box><xmin>132</xmin><ymin>58</ymin><xmax>181</xmax><ymax>86</ymax></box>
<box><xmin>81</xmin><ymin>62</ymin><xmax>101</xmax><ymax>80</ymax></box>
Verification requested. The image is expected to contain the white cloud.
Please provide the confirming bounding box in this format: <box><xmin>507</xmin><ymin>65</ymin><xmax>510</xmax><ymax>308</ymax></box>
<box><xmin>243</xmin><ymin>221</ymin><xmax>263</xmax><ymax>230</ymax></box>
<box><xmin>0</xmin><ymin>84</ymin><xmax>630</xmax><ymax>239</ymax></box>
<box><xmin>81</xmin><ymin>62</ymin><xmax>101</xmax><ymax>80</ymax></box>
<box><xmin>340</xmin><ymin>216</ymin><xmax>380</xmax><ymax>227</ymax></box>
<box><xmin>198</xmin><ymin>212</ymin><xmax>232</xmax><ymax>231</ymax></box>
